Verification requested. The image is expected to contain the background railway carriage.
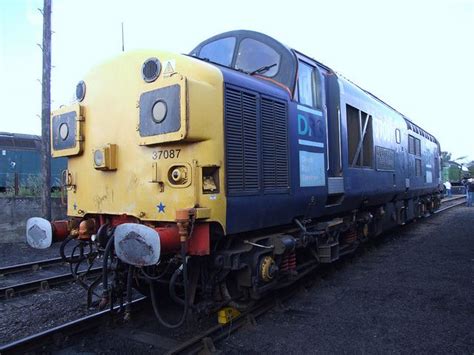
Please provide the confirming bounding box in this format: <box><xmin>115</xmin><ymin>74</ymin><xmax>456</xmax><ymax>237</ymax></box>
<box><xmin>26</xmin><ymin>30</ymin><xmax>442</xmax><ymax>327</ymax></box>
<box><xmin>0</xmin><ymin>132</ymin><xmax>66</xmax><ymax>193</ymax></box>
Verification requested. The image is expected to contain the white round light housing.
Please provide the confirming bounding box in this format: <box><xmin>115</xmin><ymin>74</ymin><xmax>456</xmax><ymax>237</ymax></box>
<box><xmin>152</xmin><ymin>100</ymin><xmax>167</xmax><ymax>123</ymax></box>
<box><xmin>59</xmin><ymin>123</ymin><xmax>69</xmax><ymax>141</ymax></box>
<box><xmin>94</xmin><ymin>149</ymin><xmax>104</xmax><ymax>166</ymax></box>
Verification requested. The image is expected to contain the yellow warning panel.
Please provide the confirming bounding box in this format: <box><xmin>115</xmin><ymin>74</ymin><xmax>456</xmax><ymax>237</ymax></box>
<box><xmin>217</xmin><ymin>307</ymin><xmax>241</xmax><ymax>325</ymax></box>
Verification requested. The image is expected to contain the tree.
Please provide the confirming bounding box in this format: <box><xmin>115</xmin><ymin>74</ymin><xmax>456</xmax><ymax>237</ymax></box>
<box><xmin>467</xmin><ymin>161</ymin><xmax>474</xmax><ymax>177</ymax></box>
<box><xmin>441</xmin><ymin>151</ymin><xmax>451</xmax><ymax>166</ymax></box>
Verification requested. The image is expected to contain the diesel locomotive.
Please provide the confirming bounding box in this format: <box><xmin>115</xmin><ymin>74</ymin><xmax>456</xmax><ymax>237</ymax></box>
<box><xmin>27</xmin><ymin>30</ymin><xmax>442</xmax><ymax>327</ymax></box>
<box><xmin>0</xmin><ymin>132</ymin><xmax>66</xmax><ymax>193</ymax></box>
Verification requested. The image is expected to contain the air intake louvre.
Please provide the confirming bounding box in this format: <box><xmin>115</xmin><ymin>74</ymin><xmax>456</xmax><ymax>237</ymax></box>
<box><xmin>261</xmin><ymin>98</ymin><xmax>288</xmax><ymax>190</ymax></box>
<box><xmin>225</xmin><ymin>88</ymin><xmax>259</xmax><ymax>193</ymax></box>
<box><xmin>225</xmin><ymin>86</ymin><xmax>288</xmax><ymax>195</ymax></box>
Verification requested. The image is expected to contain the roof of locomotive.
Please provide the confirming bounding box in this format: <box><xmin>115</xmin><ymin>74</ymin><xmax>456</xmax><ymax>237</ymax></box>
<box><xmin>190</xmin><ymin>30</ymin><xmax>298</xmax><ymax>93</ymax></box>
<box><xmin>191</xmin><ymin>30</ymin><xmax>438</xmax><ymax>145</ymax></box>
<box><xmin>0</xmin><ymin>132</ymin><xmax>41</xmax><ymax>150</ymax></box>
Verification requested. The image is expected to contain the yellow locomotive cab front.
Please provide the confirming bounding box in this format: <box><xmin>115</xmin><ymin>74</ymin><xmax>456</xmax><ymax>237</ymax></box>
<box><xmin>50</xmin><ymin>51</ymin><xmax>226</xmax><ymax>233</ymax></box>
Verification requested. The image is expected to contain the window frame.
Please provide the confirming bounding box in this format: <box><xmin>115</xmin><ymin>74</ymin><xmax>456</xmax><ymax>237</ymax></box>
<box><xmin>234</xmin><ymin>37</ymin><xmax>281</xmax><ymax>78</ymax></box>
<box><xmin>198</xmin><ymin>36</ymin><xmax>237</xmax><ymax>67</ymax></box>
<box><xmin>296</xmin><ymin>59</ymin><xmax>322</xmax><ymax>109</ymax></box>
<box><xmin>346</xmin><ymin>104</ymin><xmax>374</xmax><ymax>169</ymax></box>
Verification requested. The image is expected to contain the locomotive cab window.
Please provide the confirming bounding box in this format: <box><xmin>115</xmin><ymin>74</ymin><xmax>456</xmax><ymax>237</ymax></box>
<box><xmin>199</xmin><ymin>37</ymin><xmax>236</xmax><ymax>66</ymax></box>
<box><xmin>235</xmin><ymin>38</ymin><xmax>281</xmax><ymax>77</ymax></box>
<box><xmin>296</xmin><ymin>61</ymin><xmax>322</xmax><ymax>109</ymax></box>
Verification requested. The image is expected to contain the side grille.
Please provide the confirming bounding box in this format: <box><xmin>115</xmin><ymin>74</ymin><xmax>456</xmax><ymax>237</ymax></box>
<box><xmin>225</xmin><ymin>86</ymin><xmax>289</xmax><ymax>195</ymax></box>
<box><xmin>261</xmin><ymin>98</ymin><xmax>288</xmax><ymax>190</ymax></box>
<box><xmin>225</xmin><ymin>88</ymin><xmax>259</xmax><ymax>193</ymax></box>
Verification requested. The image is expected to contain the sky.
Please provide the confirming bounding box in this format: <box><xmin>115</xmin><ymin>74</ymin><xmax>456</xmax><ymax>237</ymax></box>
<box><xmin>0</xmin><ymin>0</ymin><xmax>473</xmax><ymax>162</ymax></box>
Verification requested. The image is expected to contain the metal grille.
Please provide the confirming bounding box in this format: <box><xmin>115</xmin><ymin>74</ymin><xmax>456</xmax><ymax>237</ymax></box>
<box><xmin>225</xmin><ymin>87</ymin><xmax>259</xmax><ymax>193</ymax></box>
<box><xmin>225</xmin><ymin>87</ymin><xmax>289</xmax><ymax>194</ymax></box>
<box><xmin>261</xmin><ymin>98</ymin><xmax>288</xmax><ymax>190</ymax></box>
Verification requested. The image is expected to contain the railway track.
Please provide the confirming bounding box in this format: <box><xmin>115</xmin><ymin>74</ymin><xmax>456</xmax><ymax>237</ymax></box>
<box><xmin>434</xmin><ymin>195</ymin><xmax>466</xmax><ymax>213</ymax></box>
<box><xmin>0</xmin><ymin>196</ymin><xmax>466</xmax><ymax>354</ymax></box>
<box><xmin>0</xmin><ymin>297</ymin><xmax>148</xmax><ymax>354</ymax></box>
<box><xmin>0</xmin><ymin>256</ymin><xmax>66</xmax><ymax>276</ymax></box>
<box><xmin>0</xmin><ymin>267</ymin><xmax>101</xmax><ymax>300</ymax></box>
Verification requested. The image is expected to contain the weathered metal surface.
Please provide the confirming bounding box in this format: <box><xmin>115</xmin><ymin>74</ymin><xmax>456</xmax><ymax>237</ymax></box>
<box><xmin>26</xmin><ymin>217</ymin><xmax>52</xmax><ymax>249</ymax></box>
<box><xmin>114</xmin><ymin>223</ymin><xmax>161</xmax><ymax>266</ymax></box>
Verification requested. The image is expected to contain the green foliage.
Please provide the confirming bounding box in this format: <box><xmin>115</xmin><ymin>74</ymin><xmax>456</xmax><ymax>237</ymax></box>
<box><xmin>441</xmin><ymin>151</ymin><xmax>451</xmax><ymax>165</ymax></box>
<box><xmin>0</xmin><ymin>173</ymin><xmax>62</xmax><ymax>197</ymax></box>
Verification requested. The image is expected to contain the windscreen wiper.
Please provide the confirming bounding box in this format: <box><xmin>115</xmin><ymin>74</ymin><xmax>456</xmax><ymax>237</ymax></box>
<box><xmin>250</xmin><ymin>63</ymin><xmax>277</xmax><ymax>76</ymax></box>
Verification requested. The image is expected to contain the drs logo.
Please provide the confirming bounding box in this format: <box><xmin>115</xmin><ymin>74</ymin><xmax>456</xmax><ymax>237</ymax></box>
<box><xmin>298</xmin><ymin>113</ymin><xmax>324</xmax><ymax>139</ymax></box>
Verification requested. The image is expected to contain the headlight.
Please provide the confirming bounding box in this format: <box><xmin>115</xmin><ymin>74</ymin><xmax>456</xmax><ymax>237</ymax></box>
<box><xmin>59</xmin><ymin>122</ymin><xmax>69</xmax><ymax>140</ymax></box>
<box><xmin>93</xmin><ymin>150</ymin><xmax>104</xmax><ymax>166</ymax></box>
<box><xmin>51</xmin><ymin>104</ymin><xmax>83</xmax><ymax>157</ymax></box>
<box><xmin>152</xmin><ymin>100</ymin><xmax>167</xmax><ymax>123</ymax></box>
<box><xmin>139</xmin><ymin>84</ymin><xmax>181</xmax><ymax>139</ymax></box>
<box><xmin>93</xmin><ymin>144</ymin><xmax>117</xmax><ymax>171</ymax></box>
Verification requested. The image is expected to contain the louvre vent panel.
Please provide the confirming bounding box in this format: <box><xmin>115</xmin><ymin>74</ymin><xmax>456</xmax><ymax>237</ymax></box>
<box><xmin>225</xmin><ymin>88</ymin><xmax>259</xmax><ymax>193</ymax></box>
<box><xmin>261</xmin><ymin>98</ymin><xmax>288</xmax><ymax>190</ymax></box>
<box><xmin>225</xmin><ymin>86</ymin><xmax>289</xmax><ymax>195</ymax></box>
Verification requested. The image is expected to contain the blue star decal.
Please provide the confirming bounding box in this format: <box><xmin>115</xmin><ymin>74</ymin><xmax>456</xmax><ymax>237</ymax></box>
<box><xmin>157</xmin><ymin>202</ymin><xmax>166</xmax><ymax>213</ymax></box>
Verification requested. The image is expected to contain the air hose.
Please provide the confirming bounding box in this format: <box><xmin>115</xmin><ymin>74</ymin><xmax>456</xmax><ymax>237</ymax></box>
<box><xmin>149</xmin><ymin>241</ymin><xmax>189</xmax><ymax>328</ymax></box>
<box><xmin>124</xmin><ymin>264</ymin><xmax>133</xmax><ymax>320</ymax></box>
<box><xmin>101</xmin><ymin>235</ymin><xmax>115</xmax><ymax>302</ymax></box>
<box><xmin>169</xmin><ymin>266</ymin><xmax>185</xmax><ymax>306</ymax></box>
<box><xmin>60</xmin><ymin>235</ymin><xmax>89</xmax><ymax>263</ymax></box>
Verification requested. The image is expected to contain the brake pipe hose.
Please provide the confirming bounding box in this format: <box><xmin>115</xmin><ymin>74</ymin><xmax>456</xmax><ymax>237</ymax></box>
<box><xmin>149</xmin><ymin>241</ymin><xmax>190</xmax><ymax>328</ymax></box>
<box><xmin>101</xmin><ymin>235</ymin><xmax>115</xmax><ymax>299</ymax></box>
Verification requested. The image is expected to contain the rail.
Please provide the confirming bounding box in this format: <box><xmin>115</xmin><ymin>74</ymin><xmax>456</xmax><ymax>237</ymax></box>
<box><xmin>0</xmin><ymin>256</ymin><xmax>65</xmax><ymax>276</ymax></box>
<box><xmin>0</xmin><ymin>297</ymin><xmax>147</xmax><ymax>354</ymax></box>
<box><xmin>0</xmin><ymin>267</ymin><xmax>101</xmax><ymax>300</ymax></box>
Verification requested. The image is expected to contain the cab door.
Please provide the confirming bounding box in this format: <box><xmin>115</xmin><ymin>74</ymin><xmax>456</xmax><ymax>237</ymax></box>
<box><xmin>294</xmin><ymin>58</ymin><xmax>327</xmax><ymax>189</ymax></box>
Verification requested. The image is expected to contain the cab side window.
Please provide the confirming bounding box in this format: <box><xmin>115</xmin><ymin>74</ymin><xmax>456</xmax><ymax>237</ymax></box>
<box><xmin>297</xmin><ymin>61</ymin><xmax>322</xmax><ymax>109</ymax></box>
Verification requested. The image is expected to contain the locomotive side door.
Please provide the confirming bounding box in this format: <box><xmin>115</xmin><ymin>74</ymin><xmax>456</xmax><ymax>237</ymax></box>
<box><xmin>294</xmin><ymin>59</ymin><xmax>327</xmax><ymax>189</ymax></box>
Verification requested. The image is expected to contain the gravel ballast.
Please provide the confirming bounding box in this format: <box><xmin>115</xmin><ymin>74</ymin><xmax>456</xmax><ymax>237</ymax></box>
<box><xmin>220</xmin><ymin>205</ymin><xmax>474</xmax><ymax>353</ymax></box>
<box><xmin>0</xmin><ymin>205</ymin><xmax>472</xmax><ymax>353</ymax></box>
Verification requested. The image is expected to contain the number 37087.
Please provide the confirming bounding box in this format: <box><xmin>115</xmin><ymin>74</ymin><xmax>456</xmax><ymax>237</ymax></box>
<box><xmin>152</xmin><ymin>149</ymin><xmax>181</xmax><ymax>160</ymax></box>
